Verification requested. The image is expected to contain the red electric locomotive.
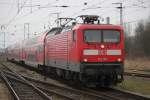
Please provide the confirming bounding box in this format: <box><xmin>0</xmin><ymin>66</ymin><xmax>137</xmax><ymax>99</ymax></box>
<box><xmin>6</xmin><ymin>15</ymin><xmax>124</xmax><ymax>87</ymax></box>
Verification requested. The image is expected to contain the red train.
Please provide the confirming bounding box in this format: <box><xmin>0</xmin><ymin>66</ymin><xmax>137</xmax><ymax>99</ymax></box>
<box><xmin>6</xmin><ymin>15</ymin><xmax>125</xmax><ymax>87</ymax></box>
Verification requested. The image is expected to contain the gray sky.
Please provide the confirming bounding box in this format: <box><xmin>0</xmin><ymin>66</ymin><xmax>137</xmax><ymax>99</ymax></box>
<box><xmin>0</xmin><ymin>0</ymin><xmax>150</xmax><ymax>48</ymax></box>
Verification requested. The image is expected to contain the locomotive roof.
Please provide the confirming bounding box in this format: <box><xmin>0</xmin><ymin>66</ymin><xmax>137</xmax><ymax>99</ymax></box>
<box><xmin>72</xmin><ymin>24</ymin><xmax>123</xmax><ymax>30</ymax></box>
<box><xmin>47</xmin><ymin>27</ymin><xmax>62</xmax><ymax>33</ymax></box>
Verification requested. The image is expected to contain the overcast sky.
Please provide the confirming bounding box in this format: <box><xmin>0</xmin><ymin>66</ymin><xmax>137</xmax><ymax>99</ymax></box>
<box><xmin>0</xmin><ymin>0</ymin><xmax>150</xmax><ymax>48</ymax></box>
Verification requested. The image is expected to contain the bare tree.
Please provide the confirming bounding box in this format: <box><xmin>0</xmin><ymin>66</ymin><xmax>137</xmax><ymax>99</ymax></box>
<box><xmin>134</xmin><ymin>18</ymin><xmax>150</xmax><ymax>57</ymax></box>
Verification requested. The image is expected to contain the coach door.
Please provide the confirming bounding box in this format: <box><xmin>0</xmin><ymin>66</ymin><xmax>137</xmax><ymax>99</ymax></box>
<box><xmin>67</xmin><ymin>30</ymin><xmax>72</xmax><ymax>69</ymax></box>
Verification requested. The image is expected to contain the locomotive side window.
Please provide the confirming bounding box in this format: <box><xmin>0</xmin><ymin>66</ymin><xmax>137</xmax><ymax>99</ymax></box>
<box><xmin>72</xmin><ymin>30</ymin><xmax>76</xmax><ymax>42</ymax></box>
<box><xmin>103</xmin><ymin>30</ymin><xmax>120</xmax><ymax>43</ymax></box>
<box><xmin>84</xmin><ymin>30</ymin><xmax>101</xmax><ymax>43</ymax></box>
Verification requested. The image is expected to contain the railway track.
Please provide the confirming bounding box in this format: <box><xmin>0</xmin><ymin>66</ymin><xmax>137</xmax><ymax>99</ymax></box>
<box><xmin>0</xmin><ymin>62</ymin><xmax>113</xmax><ymax>100</ymax></box>
<box><xmin>1</xmin><ymin>62</ymin><xmax>150</xmax><ymax>100</ymax></box>
<box><xmin>3</xmin><ymin>71</ymin><xmax>112</xmax><ymax>100</ymax></box>
<box><xmin>124</xmin><ymin>72</ymin><xmax>150</xmax><ymax>78</ymax></box>
<box><xmin>84</xmin><ymin>88</ymin><xmax>150</xmax><ymax>100</ymax></box>
<box><xmin>22</xmin><ymin>75</ymin><xmax>150</xmax><ymax>100</ymax></box>
<box><xmin>25</xmin><ymin>76</ymin><xmax>150</xmax><ymax>100</ymax></box>
<box><xmin>0</xmin><ymin>63</ymin><xmax>76</xmax><ymax>100</ymax></box>
<box><xmin>5</xmin><ymin>70</ymin><xmax>150</xmax><ymax>100</ymax></box>
<box><xmin>0</xmin><ymin>71</ymin><xmax>52</xmax><ymax>100</ymax></box>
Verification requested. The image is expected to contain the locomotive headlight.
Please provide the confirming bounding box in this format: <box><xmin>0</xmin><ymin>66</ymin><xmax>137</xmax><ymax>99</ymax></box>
<box><xmin>83</xmin><ymin>49</ymin><xmax>99</xmax><ymax>55</ymax></box>
<box><xmin>100</xmin><ymin>44</ymin><xmax>105</xmax><ymax>49</ymax></box>
<box><xmin>117</xmin><ymin>58</ymin><xmax>122</xmax><ymax>62</ymax></box>
<box><xmin>83</xmin><ymin>58</ymin><xmax>88</xmax><ymax>62</ymax></box>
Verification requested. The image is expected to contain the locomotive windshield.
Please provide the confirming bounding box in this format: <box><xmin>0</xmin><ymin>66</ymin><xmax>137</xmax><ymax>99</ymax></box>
<box><xmin>84</xmin><ymin>30</ymin><xmax>120</xmax><ymax>43</ymax></box>
<box><xmin>84</xmin><ymin>30</ymin><xmax>102</xmax><ymax>42</ymax></box>
<box><xmin>103</xmin><ymin>30</ymin><xmax>120</xmax><ymax>43</ymax></box>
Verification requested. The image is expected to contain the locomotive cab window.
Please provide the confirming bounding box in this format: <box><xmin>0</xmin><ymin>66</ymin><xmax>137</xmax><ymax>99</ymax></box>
<box><xmin>103</xmin><ymin>30</ymin><xmax>120</xmax><ymax>43</ymax></box>
<box><xmin>84</xmin><ymin>30</ymin><xmax>102</xmax><ymax>43</ymax></box>
<box><xmin>84</xmin><ymin>30</ymin><xmax>120</xmax><ymax>43</ymax></box>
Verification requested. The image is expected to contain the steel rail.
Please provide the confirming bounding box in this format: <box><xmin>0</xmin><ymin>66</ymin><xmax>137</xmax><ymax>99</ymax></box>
<box><xmin>4</xmin><ymin>71</ymin><xmax>75</xmax><ymax>100</ymax></box>
<box><xmin>22</xmin><ymin>75</ymin><xmax>114</xmax><ymax>100</ymax></box>
<box><xmin>0</xmin><ymin>72</ymin><xmax>20</xmax><ymax>100</ymax></box>
<box><xmin>82</xmin><ymin>88</ymin><xmax>121</xmax><ymax>100</ymax></box>
<box><xmin>0</xmin><ymin>61</ymin><xmax>109</xmax><ymax>100</ymax></box>
<box><xmin>38</xmin><ymin>87</ymin><xmax>75</xmax><ymax>100</ymax></box>
<box><xmin>1</xmin><ymin>70</ymin><xmax>52</xmax><ymax>100</ymax></box>
<box><xmin>1</xmin><ymin>62</ymin><xmax>150</xmax><ymax>100</ymax></box>
<box><xmin>110</xmin><ymin>88</ymin><xmax>150</xmax><ymax>100</ymax></box>
<box><xmin>4</xmin><ymin>71</ymin><xmax>110</xmax><ymax>100</ymax></box>
<box><xmin>124</xmin><ymin>72</ymin><xmax>150</xmax><ymax>78</ymax></box>
<box><xmin>84</xmin><ymin>87</ymin><xmax>150</xmax><ymax>100</ymax></box>
<box><xmin>22</xmin><ymin>74</ymin><xmax>150</xmax><ymax>100</ymax></box>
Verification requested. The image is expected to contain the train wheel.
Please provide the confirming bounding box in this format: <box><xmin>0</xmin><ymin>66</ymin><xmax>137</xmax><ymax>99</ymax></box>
<box><xmin>64</xmin><ymin>70</ymin><xmax>71</xmax><ymax>80</ymax></box>
<box><xmin>104</xmin><ymin>75</ymin><xmax>111</xmax><ymax>87</ymax></box>
<box><xmin>56</xmin><ymin>69</ymin><xmax>64</xmax><ymax>78</ymax></box>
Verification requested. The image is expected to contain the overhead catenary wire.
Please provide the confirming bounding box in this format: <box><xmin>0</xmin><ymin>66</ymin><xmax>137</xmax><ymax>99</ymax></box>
<box><xmin>4</xmin><ymin>0</ymin><xmax>149</xmax><ymax>29</ymax></box>
<box><xmin>5</xmin><ymin>0</ymin><xmax>29</xmax><ymax>29</ymax></box>
<box><xmin>3</xmin><ymin>0</ymin><xmax>150</xmax><ymax>26</ymax></box>
<box><xmin>4</xmin><ymin>0</ymin><xmax>60</xmax><ymax>29</ymax></box>
<box><xmin>69</xmin><ymin>0</ymin><xmax>109</xmax><ymax>17</ymax></box>
<box><xmin>1</xmin><ymin>0</ymin><xmax>62</xmax><ymax>45</ymax></box>
<box><xmin>1</xmin><ymin>0</ymin><xmax>150</xmax><ymax>48</ymax></box>
<box><xmin>4</xmin><ymin>0</ymin><xmax>149</xmax><ymax>26</ymax></box>
<box><xmin>6</xmin><ymin>0</ymin><xmax>15</xmax><ymax>20</ymax></box>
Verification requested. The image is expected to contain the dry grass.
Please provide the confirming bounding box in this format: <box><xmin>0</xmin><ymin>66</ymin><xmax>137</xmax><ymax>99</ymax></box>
<box><xmin>117</xmin><ymin>78</ymin><xmax>150</xmax><ymax>96</ymax></box>
<box><xmin>125</xmin><ymin>58</ymin><xmax>150</xmax><ymax>71</ymax></box>
<box><xmin>121</xmin><ymin>58</ymin><xmax>150</xmax><ymax>96</ymax></box>
<box><xmin>0</xmin><ymin>79</ymin><xmax>12</xmax><ymax>100</ymax></box>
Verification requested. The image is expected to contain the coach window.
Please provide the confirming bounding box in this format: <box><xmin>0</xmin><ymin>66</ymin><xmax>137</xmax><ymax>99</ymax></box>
<box><xmin>72</xmin><ymin>30</ymin><xmax>76</xmax><ymax>42</ymax></box>
<box><xmin>38</xmin><ymin>45</ymin><xmax>43</xmax><ymax>52</ymax></box>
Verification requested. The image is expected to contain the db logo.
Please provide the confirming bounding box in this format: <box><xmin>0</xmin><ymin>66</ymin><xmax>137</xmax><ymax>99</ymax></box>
<box><xmin>99</xmin><ymin>50</ymin><xmax>106</xmax><ymax>55</ymax></box>
<box><xmin>98</xmin><ymin>58</ymin><xmax>108</xmax><ymax>61</ymax></box>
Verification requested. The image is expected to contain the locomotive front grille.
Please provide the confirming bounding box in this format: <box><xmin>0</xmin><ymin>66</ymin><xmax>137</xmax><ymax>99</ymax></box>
<box><xmin>80</xmin><ymin>62</ymin><xmax>123</xmax><ymax>75</ymax></box>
